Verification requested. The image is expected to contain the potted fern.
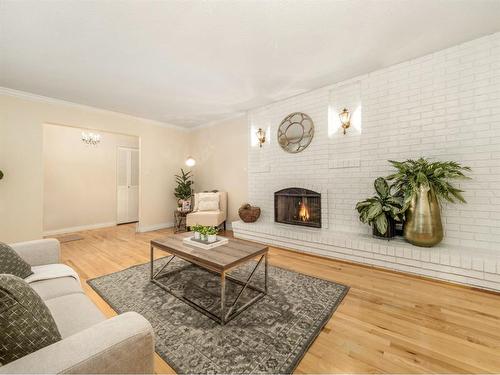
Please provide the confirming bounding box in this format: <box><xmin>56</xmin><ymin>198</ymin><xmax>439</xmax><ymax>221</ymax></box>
<box><xmin>387</xmin><ymin>158</ymin><xmax>470</xmax><ymax>247</ymax></box>
<box><xmin>174</xmin><ymin>169</ymin><xmax>193</xmax><ymax>211</ymax></box>
<box><xmin>356</xmin><ymin>177</ymin><xmax>403</xmax><ymax>238</ymax></box>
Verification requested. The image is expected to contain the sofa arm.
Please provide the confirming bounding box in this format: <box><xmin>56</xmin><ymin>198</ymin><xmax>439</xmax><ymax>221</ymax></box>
<box><xmin>0</xmin><ymin>312</ymin><xmax>155</xmax><ymax>374</ymax></box>
<box><xmin>9</xmin><ymin>239</ymin><xmax>61</xmax><ymax>266</ymax></box>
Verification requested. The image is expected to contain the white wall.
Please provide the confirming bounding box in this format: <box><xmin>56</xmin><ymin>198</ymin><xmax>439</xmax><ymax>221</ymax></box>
<box><xmin>43</xmin><ymin>124</ymin><xmax>139</xmax><ymax>234</ymax></box>
<box><xmin>189</xmin><ymin>116</ymin><xmax>248</xmax><ymax>225</ymax></box>
<box><xmin>246</xmin><ymin>32</ymin><xmax>500</xmax><ymax>251</ymax></box>
<box><xmin>0</xmin><ymin>92</ymin><xmax>190</xmax><ymax>243</ymax></box>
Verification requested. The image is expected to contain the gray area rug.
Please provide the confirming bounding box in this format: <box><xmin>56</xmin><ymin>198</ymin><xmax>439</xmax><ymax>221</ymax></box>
<box><xmin>87</xmin><ymin>257</ymin><xmax>348</xmax><ymax>374</ymax></box>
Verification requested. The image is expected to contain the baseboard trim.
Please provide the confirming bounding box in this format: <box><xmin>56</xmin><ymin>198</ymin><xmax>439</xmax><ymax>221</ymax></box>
<box><xmin>137</xmin><ymin>222</ymin><xmax>174</xmax><ymax>233</ymax></box>
<box><xmin>43</xmin><ymin>222</ymin><xmax>117</xmax><ymax>236</ymax></box>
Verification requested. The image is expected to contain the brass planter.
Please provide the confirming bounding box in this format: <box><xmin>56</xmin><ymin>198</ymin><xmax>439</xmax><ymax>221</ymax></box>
<box><xmin>404</xmin><ymin>186</ymin><xmax>443</xmax><ymax>247</ymax></box>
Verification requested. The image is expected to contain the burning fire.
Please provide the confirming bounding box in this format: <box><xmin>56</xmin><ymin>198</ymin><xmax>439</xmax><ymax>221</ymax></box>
<box><xmin>298</xmin><ymin>201</ymin><xmax>310</xmax><ymax>222</ymax></box>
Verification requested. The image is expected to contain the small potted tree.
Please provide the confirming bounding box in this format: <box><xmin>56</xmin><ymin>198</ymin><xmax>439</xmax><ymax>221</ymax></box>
<box><xmin>355</xmin><ymin>177</ymin><xmax>403</xmax><ymax>239</ymax></box>
<box><xmin>174</xmin><ymin>169</ymin><xmax>193</xmax><ymax>211</ymax></box>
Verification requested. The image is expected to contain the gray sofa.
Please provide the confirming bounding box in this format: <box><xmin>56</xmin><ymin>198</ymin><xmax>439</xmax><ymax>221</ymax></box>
<box><xmin>1</xmin><ymin>239</ymin><xmax>155</xmax><ymax>374</ymax></box>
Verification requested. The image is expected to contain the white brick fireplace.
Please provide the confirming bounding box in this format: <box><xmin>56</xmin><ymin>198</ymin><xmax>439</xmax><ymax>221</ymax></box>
<box><xmin>233</xmin><ymin>32</ymin><xmax>500</xmax><ymax>291</ymax></box>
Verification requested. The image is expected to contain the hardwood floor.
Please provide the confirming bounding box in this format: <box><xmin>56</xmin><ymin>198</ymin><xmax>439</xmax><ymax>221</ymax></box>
<box><xmin>59</xmin><ymin>224</ymin><xmax>500</xmax><ymax>374</ymax></box>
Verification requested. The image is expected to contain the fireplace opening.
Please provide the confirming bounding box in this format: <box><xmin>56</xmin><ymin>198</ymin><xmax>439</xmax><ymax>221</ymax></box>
<box><xmin>274</xmin><ymin>188</ymin><xmax>321</xmax><ymax>228</ymax></box>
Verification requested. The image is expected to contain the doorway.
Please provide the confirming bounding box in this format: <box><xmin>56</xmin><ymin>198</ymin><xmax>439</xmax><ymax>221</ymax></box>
<box><xmin>42</xmin><ymin>123</ymin><xmax>140</xmax><ymax>235</ymax></box>
<box><xmin>117</xmin><ymin>147</ymin><xmax>139</xmax><ymax>224</ymax></box>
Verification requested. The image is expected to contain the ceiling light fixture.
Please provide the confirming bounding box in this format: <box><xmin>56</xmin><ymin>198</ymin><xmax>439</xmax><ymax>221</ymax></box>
<box><xmin>81</xmin><ymin>132</ymin><xmax>101</xmax><ymax>145</ymax></box>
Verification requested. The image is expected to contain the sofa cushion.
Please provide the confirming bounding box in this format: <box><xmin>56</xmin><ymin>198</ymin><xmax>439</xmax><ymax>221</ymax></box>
<box><xmin>45</xmin><ymin>293</ymin><xmax>106</xmax><ymax>338</ymax></box>
<box><xmin>0</xmin><ymin>242</ymin><xmax>33</xmax><ymax>279</ymax></box>
<box><xmin>29</xmin><ymin>276</ymin><xmax>83</xmax><ymax>301</ymax></box>
<box><xmin>0</xmin><ymin>274</ymin><xmax>61</xmax><ymax>365</ymax></box>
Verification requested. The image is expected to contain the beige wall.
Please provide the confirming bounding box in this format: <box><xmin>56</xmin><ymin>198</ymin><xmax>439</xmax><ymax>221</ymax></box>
<box><xmin>0</xmin><ymin>92</ymin><xmax>190</xmax><ymax>242</ymax></box>
<box><xmin>43</xmin><ymin>124</ymin><xmax>139</xmax><ymax>234</ymax></box>
<box><xmin>189</xmin><ymin>116</ymin><xmax>248</xmax><ymax>225</ymax></box>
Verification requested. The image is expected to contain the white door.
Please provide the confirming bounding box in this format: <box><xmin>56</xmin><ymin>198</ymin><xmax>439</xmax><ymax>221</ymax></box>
<box><xmin>117</xmin><ymin>147</ymin><xmax>139</xmax><ymax>224</ymax></box>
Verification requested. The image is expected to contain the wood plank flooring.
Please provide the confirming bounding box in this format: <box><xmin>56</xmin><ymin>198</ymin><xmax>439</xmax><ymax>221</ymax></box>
<box><xmin>59</xmin><ymin>224</ymin><xmax>500</xmax><ymax>374</ymax></box>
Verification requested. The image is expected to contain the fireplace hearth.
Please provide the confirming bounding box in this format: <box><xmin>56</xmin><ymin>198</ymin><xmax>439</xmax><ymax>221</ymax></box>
<box><xmin>274</xmin><ymin>188</ymin><xmax>321</xmax><ymax>228</ymax></box>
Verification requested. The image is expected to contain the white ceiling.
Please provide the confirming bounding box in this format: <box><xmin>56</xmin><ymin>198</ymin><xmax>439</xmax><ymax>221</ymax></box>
<box><xmin>1</xmin><ymin>0</ymin><xmax>500</xmax><ymax>128</ymax></box>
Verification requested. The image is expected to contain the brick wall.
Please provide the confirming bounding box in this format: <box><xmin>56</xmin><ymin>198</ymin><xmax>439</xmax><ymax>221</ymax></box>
<box><xmin>247</xmin><ymin>32</ymin><xmax>500</xmax><ymax>251</ymax></box>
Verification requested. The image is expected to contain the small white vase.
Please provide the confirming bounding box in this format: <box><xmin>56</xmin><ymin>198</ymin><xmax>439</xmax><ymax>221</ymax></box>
<box><xmin>207</xmin><ymin>234</ymin><xmax>217</xmax><ymax>243</ymax></box>
<box><xmin>201</xmin><ymin>234</ymin><xmax>208</xmax><ymax>242</ymax></box>
<box><xmin>194</xmin><ymin>231</ymin><xmax>200</xmax><ymax>240</ymax></box>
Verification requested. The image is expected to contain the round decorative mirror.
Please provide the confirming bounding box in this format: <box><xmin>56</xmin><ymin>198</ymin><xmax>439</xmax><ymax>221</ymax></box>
<box><xmin>277</xmin><ymin>112</ymin><xmax>314</xmax><ymax>153</ymax></box>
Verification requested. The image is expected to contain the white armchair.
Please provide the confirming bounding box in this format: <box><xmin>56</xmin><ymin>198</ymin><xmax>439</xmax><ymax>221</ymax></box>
<box><xmin>186</xmin><ymin>191</ymin><xmax>228</xmax><ymax>230</ymax></box>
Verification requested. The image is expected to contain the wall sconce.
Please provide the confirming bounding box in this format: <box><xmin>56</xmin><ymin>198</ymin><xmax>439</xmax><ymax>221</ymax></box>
<box><xmin>185</xmin><ymin>156</ymin><xmax>196</xmax><ymax>167</ymax></box>
<box><xmin>339</xmin><ymin>108</ymin><xmax>351</xmax><ymax>135</ymax></box>
<box><xmin>256</xmin><ymin>128</ymin><xmax>266</xmax><ymax>148</ymax></box>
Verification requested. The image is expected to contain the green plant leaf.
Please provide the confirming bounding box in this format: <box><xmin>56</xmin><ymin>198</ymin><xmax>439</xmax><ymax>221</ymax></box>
<box><xmin>374</xmin><ymin>177</ymin><xmax>389</xmax><ymax>198</ymax></box>
<box><xmin>374</xmin><ymin>214</ymin><xmax>388</xmax><ymax>234</ymax></box>
<box><xmin>366</xmin><ymin>201</ymin><xmax>383</xmax><ymax>221</ymax></box>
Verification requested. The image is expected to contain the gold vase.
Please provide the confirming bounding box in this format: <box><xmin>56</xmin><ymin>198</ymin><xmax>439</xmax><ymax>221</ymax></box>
<box><xmin>404</xmin><ymin>185</ymin><xmax>443</xmax><ymax>247</ymax></box>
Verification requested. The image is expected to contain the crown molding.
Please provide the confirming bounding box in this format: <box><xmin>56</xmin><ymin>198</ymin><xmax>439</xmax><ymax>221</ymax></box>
<box><xmin>0</xmin><ymin>86</ymin><xmax>188</xmax><ymax>131</ymax></box>
<box><xmin>188</xmin><ymin>112</ymin><xmax>247</xmax><ymax>131</ymax></box>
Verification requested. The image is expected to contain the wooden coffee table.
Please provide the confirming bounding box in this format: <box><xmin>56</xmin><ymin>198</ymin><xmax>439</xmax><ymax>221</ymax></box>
<box><xmin>150</xmin><ymin>233</ymin><xmax>268</xmax><ymax>325</ymax></box>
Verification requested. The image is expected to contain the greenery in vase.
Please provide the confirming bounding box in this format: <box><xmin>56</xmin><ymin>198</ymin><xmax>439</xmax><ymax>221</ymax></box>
<box><xmin>387</xmin><ymin>158</ymin><xmax>471</xmax><ymax>210</ymax></box>
<box><xmin>205</xmin><ymin>226</ymin><xmax>218</xmax><ymax>236</ymax></box>
<box><xmin>192</xmin><ymin>224</ymin><xmax>202</xmax><ymax>233</ymax></box>
<box><xmin>0</xmin><ymin>170</ymin><xmax>3</xmax><ymax>180</ymax></box>
<box><xmin>192</xmin><ymin>225</ymin><xmax>218</xmax><ymax>238</ymax></box>
<box><xmin>198</xmin><ymin>225</ymin><xmax>209</xmax><ymax>236</ymax></box>
<box><xmin>174</xmin><ymin>169</ymin><xmax>193</xmax><ymax>202</ymax></box>
<box><xmin>355</xmin><ymin>177</ymin><xmax>403</xmax><ymax>235</ymax></box>
<box><xmin>199</xmin><ymin>226</ymin><xmax>208</xmax><ymax>239</ymax></box>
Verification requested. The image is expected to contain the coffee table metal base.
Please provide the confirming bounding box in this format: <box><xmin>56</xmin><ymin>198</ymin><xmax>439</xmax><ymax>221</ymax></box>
<box><xmin>150</xmin><ymin>246</ymin><xmax>268</xmax><ymax>325</ymax></box>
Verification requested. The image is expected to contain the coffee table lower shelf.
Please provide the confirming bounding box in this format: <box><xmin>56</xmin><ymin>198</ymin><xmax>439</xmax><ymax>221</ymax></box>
<box><xmin>150</xmin><ymin>251</ymin><xmax>268</xmax><ymax>325</ymax></box>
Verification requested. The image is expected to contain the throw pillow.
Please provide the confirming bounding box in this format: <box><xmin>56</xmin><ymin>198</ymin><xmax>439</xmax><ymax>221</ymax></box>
<box><xmin>195</xmin><ymin>192</ymin><xmax>219</xmax><ymax>211</ymax></box>
<box><xmin>0</xmin><ymin>242</ymin><xmax>33</xmax><ymax>278</ymax></box>
<box><xmin>0</xmin><ymin>274</ymin><xmax>62</xmax><ymax>365</ymax></box>
<box><xmin>198</xmin><ymin>200</ymin><xmax>219</xmax><ymax>211</ymax></box>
